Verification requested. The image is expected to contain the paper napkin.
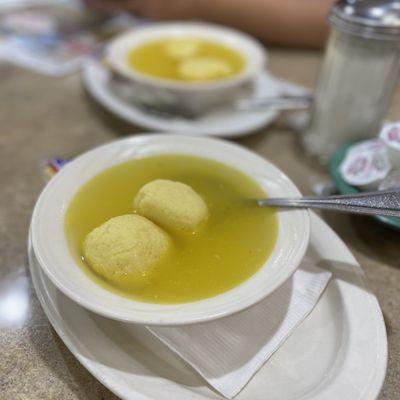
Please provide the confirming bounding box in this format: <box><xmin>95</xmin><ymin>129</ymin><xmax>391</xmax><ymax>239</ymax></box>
<box><xmin>148</xmin><ymin>263</ymin><xmax>331</xmax><ymax>399</ymax></box>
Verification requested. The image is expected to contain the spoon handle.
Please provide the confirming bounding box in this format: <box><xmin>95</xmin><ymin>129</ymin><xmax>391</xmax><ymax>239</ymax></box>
<box><xmin>235</xmin><ymin>94</ymin><xmax>313</xmax><ymax>112</ymax></box>
<box><xmin>258</xmin><ymin>189</ymin><xmax>400</xmax><ymax>217</ymax></box>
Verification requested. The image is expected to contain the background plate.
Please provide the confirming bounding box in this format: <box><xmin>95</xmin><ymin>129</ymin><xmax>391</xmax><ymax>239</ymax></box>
<box><xmin>82</xmin><ymin>59</ymin><xmax>279</xmax><ymax>138</ymax></box>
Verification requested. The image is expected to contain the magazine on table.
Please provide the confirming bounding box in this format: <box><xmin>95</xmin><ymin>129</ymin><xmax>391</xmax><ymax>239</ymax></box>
<box><xmin>0</xmin><ymin>1</ymin><xmax>143</xmax><ymax>76</ymax></box>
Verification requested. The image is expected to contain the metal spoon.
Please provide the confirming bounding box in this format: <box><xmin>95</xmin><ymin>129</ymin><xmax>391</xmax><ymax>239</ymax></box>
<box><xmin>257</xmin><ymin>189</ymin><xmax>400</xmax><ymax>218</ymax></box>
<box><xmin>234</xmin><ymin>94</ymin><xmax>313</xmax><ymax>112</ymax></box>
<box><xmin>137</xmin><ymin>94</ymin><xmax>313</xmax><ymax>120</ymax></box>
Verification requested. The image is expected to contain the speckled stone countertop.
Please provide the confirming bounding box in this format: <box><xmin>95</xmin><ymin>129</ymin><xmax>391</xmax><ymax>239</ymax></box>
<box><xmin>0</xmin><ymin>49</ymin><xmax>399</xmax><ymax>399</ymax></box>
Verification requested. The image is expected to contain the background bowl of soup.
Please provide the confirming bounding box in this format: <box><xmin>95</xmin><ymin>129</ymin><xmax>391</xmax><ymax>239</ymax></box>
<box><xmin>31</xmin><ymin>134</ymin><xmax>309</xmax><ymax>325</ymax></box>
<box><xmin>106</xmin><ymin>23</ymin><xmax>266</xmax><ymax>115</ymax></box>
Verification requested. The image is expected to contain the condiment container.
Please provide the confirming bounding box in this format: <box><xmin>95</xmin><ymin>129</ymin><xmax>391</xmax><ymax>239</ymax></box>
<box><xmin>380</xmin><ymin>122</ymin><xmax>400</xmax><ymax>168</ymax></box>
<box><xmin>303</xmin><ymin>0</ymin><xmax>400</xmax><ymax>163</ymax></box>
<box><xmin>340</xmin><ymin>140</ymin><xmax>391</xmax><ymax>190</ymax></box>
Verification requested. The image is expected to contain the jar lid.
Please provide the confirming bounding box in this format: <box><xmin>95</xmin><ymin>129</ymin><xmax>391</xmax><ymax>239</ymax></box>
<box><xmin>330</xmin><ymin>0</ymin><xmax>400</xmax><ymax>39</ymax></box>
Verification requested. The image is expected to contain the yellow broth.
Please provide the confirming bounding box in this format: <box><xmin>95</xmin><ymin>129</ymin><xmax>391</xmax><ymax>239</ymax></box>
<box><xmin>65</xmin><ymin>155</ymin><xmax>278</xmax><ymax>304</ymax></box>
<box><xmin>127</xmin><ymin>37</ymin><xmax>245</xmax><ymax>82</ymax></box>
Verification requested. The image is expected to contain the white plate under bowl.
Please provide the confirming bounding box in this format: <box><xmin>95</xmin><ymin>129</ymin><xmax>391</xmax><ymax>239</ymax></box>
<box><xmin>82</xmin><ymin>59</ymin><xmax>280</xmax><ymax>137</ymax></box>
<box><xmin>28</xmin><ymin>213</ymin><xmax>387</xmax><ymax>400</ymax></box>
<box><xmin>30</xmin><ymin>134</ymin><xmax>309</xmax><ymax>325</ymax></box>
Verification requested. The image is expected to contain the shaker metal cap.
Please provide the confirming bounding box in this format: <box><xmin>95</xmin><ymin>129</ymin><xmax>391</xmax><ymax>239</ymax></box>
<box><xmin>330</xmin><ymin>0</ymin><xmax>400</xmax><ymax>39</ymax></box>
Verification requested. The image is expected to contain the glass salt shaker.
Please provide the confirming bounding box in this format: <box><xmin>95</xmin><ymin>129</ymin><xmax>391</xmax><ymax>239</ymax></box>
<box><xmin>302</xmin><ymin>0</ymin><xmax>400</xmax><ymax>163</ymax></box>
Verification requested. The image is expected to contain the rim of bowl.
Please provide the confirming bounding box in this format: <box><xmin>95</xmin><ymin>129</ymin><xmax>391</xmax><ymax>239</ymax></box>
<box><xmin>31</xmin><ymin>134</ymin><xmax>310</xmax><ymax>326</ymax></box>
<box><xmin>106</xmin><ymin>22</ymin><xmax>267</xmax><ymax>91</ymax></box>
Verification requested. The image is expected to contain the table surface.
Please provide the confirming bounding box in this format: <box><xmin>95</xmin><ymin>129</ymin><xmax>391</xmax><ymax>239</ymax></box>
<box><xmin>1</xmin><ymin>48</ymin><xmax>399</xmax><ymax>400</ymax></box>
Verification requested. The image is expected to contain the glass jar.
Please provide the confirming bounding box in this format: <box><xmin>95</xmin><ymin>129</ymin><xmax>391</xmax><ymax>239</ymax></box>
<box><xmin>302</xmin><ymin>0</ymin><xmax>400</xmax><ymax>163</ymax></box>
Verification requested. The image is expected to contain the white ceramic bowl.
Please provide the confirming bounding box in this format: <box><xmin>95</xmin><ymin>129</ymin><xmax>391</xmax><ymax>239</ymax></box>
<box><xmin>31</xmin><ymin>135</ymin><xmax>310</xmax><ymax>326</ymax></box>
<box><xmin>106</xmin><ymin>22</ymin><xmax>267</xmax><ymax>114</ymax></box>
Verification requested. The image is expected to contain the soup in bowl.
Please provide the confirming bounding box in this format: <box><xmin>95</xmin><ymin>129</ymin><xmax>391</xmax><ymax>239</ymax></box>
<box><xmin>106</xmin><ymin>23</ymin><xmax>266</xmax><ymax>115</ymax></box>
<box><xmin>31</xmin><ymin>135</ymin><xmax>309</xmax><ymax>325</ymax></box>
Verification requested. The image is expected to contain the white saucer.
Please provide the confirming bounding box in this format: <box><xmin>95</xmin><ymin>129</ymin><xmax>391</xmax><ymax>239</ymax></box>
<box><xmin>82</xmin><ymin>59</ymin><xmax>280</xmax><ymax>137</ymax></box>
<box><xmin>28</xmin><ymin>213</ymin><xmax>387</xmax><ymax>400</ymax></box>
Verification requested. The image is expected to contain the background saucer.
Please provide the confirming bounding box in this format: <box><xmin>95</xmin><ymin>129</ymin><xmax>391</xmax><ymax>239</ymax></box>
<box><xmin>82</xmin><ymin>59</ymin><xmax>280</xmax><ymax>137</ymax></box>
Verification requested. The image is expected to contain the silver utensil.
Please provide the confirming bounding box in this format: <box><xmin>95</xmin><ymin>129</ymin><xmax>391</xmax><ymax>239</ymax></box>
<box><xmin>234</xmin><ymin>94</ymin><xmax>313</xmax><ymax>112</ymax></box>
<box><xmin>138</xmin><ymin>94</ymin><xmax>313</xmax><ymax>120</ymax></box>
<box><xmin>257</xmin><ymin>189</ymin><xmax>400</xmax><ymax>218</ymax></box>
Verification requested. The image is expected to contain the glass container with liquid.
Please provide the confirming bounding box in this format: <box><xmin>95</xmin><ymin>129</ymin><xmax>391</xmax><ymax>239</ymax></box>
<box><xmin>302</xmin><ymin>0</ymin><xmax>400</xmax><ymax>163</ymax></box>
